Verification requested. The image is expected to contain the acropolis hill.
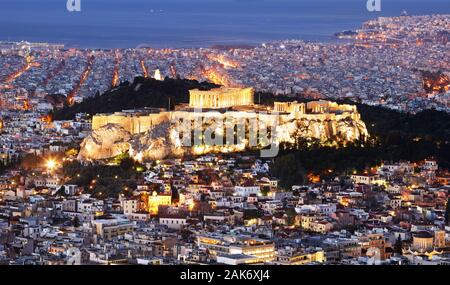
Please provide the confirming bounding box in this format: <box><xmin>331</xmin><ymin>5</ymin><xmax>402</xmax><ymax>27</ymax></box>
<box><xmin>78</xmin><ymin>87</ymin><xmax>369</xmax><ymax>161</ymax></box>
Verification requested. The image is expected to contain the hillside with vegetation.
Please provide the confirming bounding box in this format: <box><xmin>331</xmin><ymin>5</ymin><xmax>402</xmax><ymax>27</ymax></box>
<box><xmin>51</xmin><ymin>77</ymin><xmax>450</xmax><ymax>190</ymax></box>
<box><xmin>52</xmin><ymin>77</ymin><xmax>218</xmax><ymax>120</ymax></box>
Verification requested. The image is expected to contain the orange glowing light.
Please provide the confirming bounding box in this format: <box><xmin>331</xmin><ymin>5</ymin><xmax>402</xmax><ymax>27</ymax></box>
<box><xmin>41</xmin><ymin>114</ymin><xmax>53</xmax><ymax>123</ymax></box>
<box><xmin>22</xmin><ymin>99</ymin><xmax>30</xmax><ymax>110</ymax></box>
<box><xmin>140</xmin><ymin>60</ymin><xmax>148</xmax><ymax>78</ymax></box>
<box><xmin>188</xmin><ymin>201</ymin><xmax>196</xmax><ymax>212</ymax></box>
<box><xmin>111</xmin><ymin>51</ymin><xmax>120</xmax><ymax>88</ymax></box>
<box><xmin>307</xmin><ymin>173</ymin><xmax>321</xmax><ymax>183</ymax></box>
<box><xmin>207</xmin><ymin>54</ymin><xmax>240</xmax><ymax>69</ymax></box>
<box><xmin>67</xmin><ymin>55</ymin><xmax>94</xmax><ymax>105</ymax></box>
<box><xmin>45</xmin><ymin>159</ymin><xmax>57</xmax><ymax>171</ymax></box>
<box><xmin>201</xmin><ymin>66</ymin><xmax>236</xmax><ymax>87</ymax></box>
<box><xmin>3</xmin><ymin>55</ymin><xmax>39</xmax><ymax>83</ymax></box>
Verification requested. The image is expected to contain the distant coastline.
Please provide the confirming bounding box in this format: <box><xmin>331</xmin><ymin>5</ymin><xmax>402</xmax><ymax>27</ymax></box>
<box><xmin>1</xmin><ymin>0</ymin><xmax>449</xmax><ymax>49</ymax></box>
<box><xmin>1</xmin><ymin>34</ymin><xmax>345</xmax><ymax>50</ymax></box>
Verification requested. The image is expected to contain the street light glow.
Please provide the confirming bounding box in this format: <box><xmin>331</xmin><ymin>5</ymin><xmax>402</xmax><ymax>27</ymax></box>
<box><xmin>46</xmin><ymin>159</ymin><xmax>57</xmax><ymax>171</ymax></box>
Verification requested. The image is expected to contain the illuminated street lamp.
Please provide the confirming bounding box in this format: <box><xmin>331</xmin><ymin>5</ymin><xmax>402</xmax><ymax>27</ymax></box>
<box><xmin>45</xmin><ymin>159</ymin><xmax>57</xmax><ymax>172</ymax></box>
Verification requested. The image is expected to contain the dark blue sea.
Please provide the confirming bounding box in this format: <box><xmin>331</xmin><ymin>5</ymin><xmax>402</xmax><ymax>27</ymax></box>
<box><xmin>0</xmin><ymin>0</ymin><xmax>449</xmax><ymax>48</ymax></box>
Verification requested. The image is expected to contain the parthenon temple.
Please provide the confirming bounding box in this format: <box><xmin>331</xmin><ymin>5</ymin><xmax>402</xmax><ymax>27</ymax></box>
<box><xmin>189</xmin><ymin>87</ymin><xmax>254</xmax><ymax>109</ymax></box>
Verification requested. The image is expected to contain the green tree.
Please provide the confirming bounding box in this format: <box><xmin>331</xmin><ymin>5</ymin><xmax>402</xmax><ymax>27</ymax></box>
<box><xmin>171</xmin><ymin>187</ymin><xmax>179</xmax><ymax>204</ymax></box>
<box><xmin>445</xmin><ymin>197</ymin><xmax>450</xmax><ymax>226</ymax></box>
<box><xmin>73</xmin><ymin>216</ymin><xmax>80</xmax><ymax>228</ymax></box>
<box><xmin>286</xmin><ymin>208</ymin><xmax>297</xmax><ymax>226</ymax></box>
<box><xmin>260</xmin><ymin>186</ymin><xmax>270</xmax><ymax>197</ymax></box>
<box><xmin>270</xmin><ymin>153</ymin><xmax>306</xmax><ymax>190</ymax></box>
<box><xmin>394</xmin><ymin>235</ymin><xmax>403</xmax><ymax>256</ymax></box>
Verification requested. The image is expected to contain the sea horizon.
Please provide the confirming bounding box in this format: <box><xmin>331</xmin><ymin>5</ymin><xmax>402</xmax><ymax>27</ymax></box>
<box><xmin>1</xmin><ymin>0</ymin><xmax>450</xmax><ymax>49</ymax></box>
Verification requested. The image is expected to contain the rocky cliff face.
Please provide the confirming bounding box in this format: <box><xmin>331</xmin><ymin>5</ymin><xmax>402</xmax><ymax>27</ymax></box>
<box><xmin>78</xmin><ymin>123</ymin><xmax>131</xmax><ymax>160</ymax></box>
<box><xmin>128</xmin><ymin>121</ymin><xmax>185</xmax><ymax>161</ymax></box>
<box><xmin>78</xmin><ymin>114</ymin><xmax>369</xmax><ymax>161</ymax></box>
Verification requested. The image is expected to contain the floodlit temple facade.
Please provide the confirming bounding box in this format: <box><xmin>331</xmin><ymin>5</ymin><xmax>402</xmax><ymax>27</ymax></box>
<box><xmin>189</xmin><ymin>87</ymin><xmax>254</xmax><ymax>109</ymax></box>
<box><xmin>272</xmin><ymin>100</ymin><xmax>357</xmax><ymax>114</ymax></box>
<box><xmin>274</xmin><ymin>101</ymin><xmax>306</xmax><ymax>113</ymax></box>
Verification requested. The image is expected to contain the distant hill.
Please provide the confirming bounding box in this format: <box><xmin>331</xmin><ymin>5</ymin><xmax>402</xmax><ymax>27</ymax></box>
<box><xmin>52</xmin><ymin>77</ymin><xmax>218</xmax><ymax>120</ymax></box>
<box><xmin>53</xmin><ymin>77</ymin><xmax>449</xmax><ymax>176</ymax></box>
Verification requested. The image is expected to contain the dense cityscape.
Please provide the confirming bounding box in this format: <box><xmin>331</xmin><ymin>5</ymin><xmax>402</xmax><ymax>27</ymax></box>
<box><xmin>0</xmin><ymin>12</ymin><xmax>450</xmax><ymax>266</ymax></box>
<box><xmin>1</xmin><ymin>14</ymin><xmax>449</xmax><ymax>113</ymax></box>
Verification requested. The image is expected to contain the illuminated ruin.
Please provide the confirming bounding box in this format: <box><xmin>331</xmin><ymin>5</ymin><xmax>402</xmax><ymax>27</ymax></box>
<box><xmin>189</xmin><ymin>87</ymin><xmax>254</xmax><ymax>109</ymax></box>
<box><xmin>79</xmin><ymin>87</ymin><xmax>369</xmax><ymax>161</ymax></box>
